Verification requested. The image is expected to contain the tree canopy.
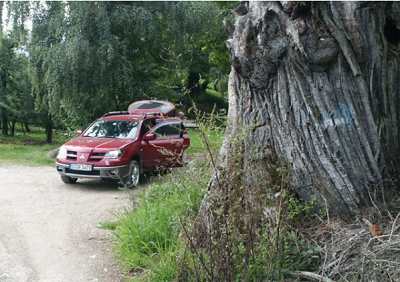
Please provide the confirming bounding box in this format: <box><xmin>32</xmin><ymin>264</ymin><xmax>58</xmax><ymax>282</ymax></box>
<box><xmin>0</xmin><ymin>1</ymin><xmax>235</xmax><ymax>142</ymax></box>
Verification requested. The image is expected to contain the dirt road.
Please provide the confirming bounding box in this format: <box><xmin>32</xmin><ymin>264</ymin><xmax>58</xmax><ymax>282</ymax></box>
<box><xmin>0</xmin><ymin>165</ymin><xmax>133</xmax><ymax>282</ymax></box>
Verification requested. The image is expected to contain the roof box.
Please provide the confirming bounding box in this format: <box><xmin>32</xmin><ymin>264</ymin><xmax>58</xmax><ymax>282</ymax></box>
<box><xmin>128</xmin><ymin>100</ymin><xmax>176</xmax><ymax>116</ymax></box>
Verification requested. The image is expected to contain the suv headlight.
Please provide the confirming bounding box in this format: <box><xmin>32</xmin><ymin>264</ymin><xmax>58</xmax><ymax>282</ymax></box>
<box><xmin>104</xmin><ymin>149</ymin><xmax>123</xmax><ymax>159</ymax></box>
<box><xmin>57</xmin><ymin>146</ymin><xmax>67</xmax><ymax>160</ymax></box>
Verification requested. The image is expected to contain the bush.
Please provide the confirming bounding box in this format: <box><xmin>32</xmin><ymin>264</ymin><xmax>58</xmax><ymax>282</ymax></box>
<box><xmin>114</xmin><ymin>117</ymin><xmax>320</xmax><ymax>281</ymax></box>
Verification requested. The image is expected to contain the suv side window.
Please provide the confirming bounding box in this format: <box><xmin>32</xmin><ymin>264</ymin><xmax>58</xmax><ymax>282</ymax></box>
<box><xmin>141</xmin><ymin>119</ymin><xmax>156</xmax><ymax>135</ymax></box>
<box><xmin>155</xmin><ymin>123</ymin><xmax>181</xmax><ymax>138</ymax></box>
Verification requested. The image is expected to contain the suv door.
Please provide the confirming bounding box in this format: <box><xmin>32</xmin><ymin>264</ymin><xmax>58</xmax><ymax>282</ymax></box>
<box><xmin>141</xmin><ymin>122</ymin><xmax>184</xmax><ymax>169</ymax></box>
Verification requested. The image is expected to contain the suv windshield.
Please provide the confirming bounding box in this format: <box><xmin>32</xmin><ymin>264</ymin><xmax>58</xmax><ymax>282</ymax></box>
<box><xmin>83</xmin><ymin>120</ymin><xmax>139</xmax><ymax>139</ymax></box>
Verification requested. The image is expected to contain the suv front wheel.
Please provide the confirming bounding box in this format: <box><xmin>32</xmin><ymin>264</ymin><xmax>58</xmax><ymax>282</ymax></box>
<box><xmin>125</xmin><ymin>160</ymin><xmax>140</xmax><ymax>188</ymax></box>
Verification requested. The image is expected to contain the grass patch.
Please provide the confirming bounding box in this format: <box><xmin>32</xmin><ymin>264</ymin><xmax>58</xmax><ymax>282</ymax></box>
<box><xmin>114</xmin><ymin>159</ymin><xmax>211</xmax><ymax>281</ymax></box>
<box><xmin>0</xmin><ymin>128</ymin><xmax>67</xmax><ymax>166</ymax></box>
<box><xmin>186</xmin><ymin>128</ymin><xmax>224</xmax><ymax>156</ymax></box>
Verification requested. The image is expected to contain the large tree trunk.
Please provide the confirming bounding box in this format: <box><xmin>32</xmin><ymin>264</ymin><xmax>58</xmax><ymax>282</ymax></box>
<box><xmin>45</xmin><ymin>115</ymin><xmax>53</xmax><ymax>144</ymax></box>
<box><xmin>200</xmin><ymin>1</ymin><xmax>400</xmax><ymax>230</ymax></box>
<box><xmin>24</xmin><ymin>122</ymin><xmax>31</xmax><ymax>133</ymax></box>
<box><xmin>1</xmin><ymin>111</ymin><xmax>8</xmax><ymax>136</ymax></box>
<box><xmin>0</xmin><ymin>1</ymin><xmax>7</xmax><ymax>137</ymax></box>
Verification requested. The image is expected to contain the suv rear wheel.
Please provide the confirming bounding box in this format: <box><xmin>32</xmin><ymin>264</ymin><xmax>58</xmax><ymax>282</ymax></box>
<box><xmin>125</xmin><ymin>160</ymin><xmax>140</xmax><ymax>188</ymax></box>
<box><xmin>61</xmin><ymin>175</ymin><xmax>78</xmax><ymax>184</ymax></box>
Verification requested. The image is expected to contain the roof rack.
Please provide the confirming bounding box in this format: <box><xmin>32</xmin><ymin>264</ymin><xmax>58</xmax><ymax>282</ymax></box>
<box><xmin>102</xmin><ymin>111</ymin><xmax>130</xmax><ymax>117</ymax></box>
<box><xmin>129</xmin><ymin>112</ymin><xmax>164</xmax><ymax>118</ymax></box>
<box><xmin>143</xmin><ymin>112</ymin><xmax>163</xmax><ymax>118</ymax></box>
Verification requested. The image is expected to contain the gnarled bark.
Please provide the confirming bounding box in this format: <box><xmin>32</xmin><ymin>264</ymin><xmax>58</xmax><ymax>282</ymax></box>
<box><xmin>200</xmin><ymin>1</ymin><xmax>400</xmax><ymax>232</ymax></box>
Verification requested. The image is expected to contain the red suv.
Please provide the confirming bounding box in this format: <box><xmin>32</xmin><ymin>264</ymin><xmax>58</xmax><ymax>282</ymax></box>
<box><xmin>56</xmin><ymin>100</ymin><xmax>190</xmax><ymax>188</ymax></box>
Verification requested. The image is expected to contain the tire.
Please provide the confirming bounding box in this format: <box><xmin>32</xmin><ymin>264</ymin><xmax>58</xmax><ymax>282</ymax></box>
<box><xmin>125</xmin><ymin>160</ymin><xmax>141</xmax><ymax>189</ymax></box>
<box><xmin>61</xmin><ymin>175</ymin><xmax>78</xmax><ymax>184</ymax></box>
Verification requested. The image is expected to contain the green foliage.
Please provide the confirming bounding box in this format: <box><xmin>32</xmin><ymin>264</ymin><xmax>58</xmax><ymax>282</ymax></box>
<box><xmin>1</xmin><ymin>1</ymin><xmax>234</xmax><ymax>141</ymax></box>
<box><xmin>114</xmin><ymin>123</ymin><xmax>224</xmax><ymax>281</ymax></box>
<box><xmin>174</xmin><ymin>125</ymin><xmax>321</xmax><ymax>281</ymax></box>
<box><xmin>114</xmin><ymin>159</ymin><xmax>211</xmax><ymax>281</ymax></box>
<box><xmin>27</xmin><ymin>1</ymin><xmax>233</xmax><ymax>129</ymax></box>
<box><xmin>287</xmin><ymin>195</ymin><xmax>318</xmax><ymax>223</ymax></box>
<box><xmin>177</xmin><ymin>197</ymin><xmax>321</xmax><ymax>282</ymax></box>
<box><xmin>231</xmin><ymin>229</ymin><xmax>320</xmax><ymax>281</ymax></box>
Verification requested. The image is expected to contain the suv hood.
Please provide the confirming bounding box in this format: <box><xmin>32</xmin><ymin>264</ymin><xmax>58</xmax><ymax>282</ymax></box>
<box><xmin>64</xmin><ymin>136</ymin><xmax>134</xmax><ymax>152</ymax></box>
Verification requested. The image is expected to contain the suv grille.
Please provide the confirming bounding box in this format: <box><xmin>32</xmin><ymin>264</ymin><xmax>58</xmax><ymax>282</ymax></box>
<box><xmin>89</xmin><ymin>152</ymin><xmax>106</xmax><ymax>161</ymax></box>
<box><xmin>67</xmin><ymin>150</ymin><xmax>77</xmax><ymax>160</ymax></box>
<box><xmin>65</xmin><ymin>151</ymin><xmax>106</xmax><ymax>162</ymax></box>
<box><xmin>65</xmin><ymin>168</ymin><xmax>100</xmax><ymax>176</ymax></box>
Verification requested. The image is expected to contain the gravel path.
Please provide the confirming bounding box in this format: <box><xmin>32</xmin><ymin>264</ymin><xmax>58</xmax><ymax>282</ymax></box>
<box><xmin>0</xmin><ymin>165</ymin><xmax>133</xmax><ymax>282</ymax></box>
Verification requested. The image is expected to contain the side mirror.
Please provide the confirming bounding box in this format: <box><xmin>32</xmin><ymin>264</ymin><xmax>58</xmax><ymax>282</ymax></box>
<box><xmin>76</xmin><ymin>129</ymin><xmax>83</xmax><ymax>135</ymax></box>
<box><xmin>143</xmin><ymin>132</ymin><xmax>156</xmax><ymax>141</ymax></box>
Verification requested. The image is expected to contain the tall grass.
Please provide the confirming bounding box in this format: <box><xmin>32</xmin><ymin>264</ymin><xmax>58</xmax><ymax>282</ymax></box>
<box><xmin>115</xmin><ymin>159</ymin><xmax>212</xmax><ymax>281</ymax></box>
<box><xmin>115</xmin><ymin>109</ymin><xmax>225</xmax><ymax>281</ymax></box>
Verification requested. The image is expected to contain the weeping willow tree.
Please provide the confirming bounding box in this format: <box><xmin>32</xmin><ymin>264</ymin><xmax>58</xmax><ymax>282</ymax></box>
<box><xmin>198</xmin><ymin>0</ymin><xmax>400</xmax><ymax>242</ymax></box>
<box><xmin>0</xmin><ymin>1</ymin><xmax>231</xmax><ymax>141</ymax></box>
<box><xmin>28</xmin><ymin>1</ymin><xmax>231</xmax><ymax>133</ymax></box>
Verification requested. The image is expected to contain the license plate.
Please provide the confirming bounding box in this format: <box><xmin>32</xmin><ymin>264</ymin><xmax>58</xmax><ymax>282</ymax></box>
<box><xmin>70</xmin><ymin>164</ymin><xmax>93</xmax><ymax>171</ymax></box>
